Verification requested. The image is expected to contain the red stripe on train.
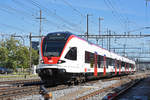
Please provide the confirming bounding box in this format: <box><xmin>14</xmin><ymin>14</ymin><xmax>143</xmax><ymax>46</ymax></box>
<box><xmin>119</xmin><ymin>61</ymin><xmax>121</xmax><ymax>75</ymax></box>
<box><xmin>115</xmin><ymin>60</ymin><xmax>117</xmax><ymax>75</ymax></box>
<box><xmin>103</xmin><ymin>56</ymin><xmax>106</xmax><ymax>76</ymax></box>
<box><xmin>60</xmin><ymin>35</ymin><xmax>74</xmax><ymax>58</ymax></box>
<box><xmin>125</xmin><ymin>63</ymin><xmax>126</xmax><ymax>73</ymax></box>
<box><xmin>94</xmin><ymin>53</ymin><xmax>97</xmax><ymax>76</ymax></box>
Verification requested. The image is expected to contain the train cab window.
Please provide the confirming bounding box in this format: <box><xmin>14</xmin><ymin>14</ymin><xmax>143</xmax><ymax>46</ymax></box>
<box><xmin>65</xmin><ymin>47</ymin><xmax>77</xmax><ymax>60</ymax></box>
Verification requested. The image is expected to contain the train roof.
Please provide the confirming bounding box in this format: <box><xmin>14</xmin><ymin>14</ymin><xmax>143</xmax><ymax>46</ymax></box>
<box><xmin>46</xmin><ymin>31</ymin><xmax>73</xmax><ymax>41</ymax></box>
<box><xmin>46</xmin><ymin>31</ymin><xmax>135</xmax><ymax>64</ymax></box>
<box><xmin>47</xmin><ymin>31</ymin><xmax>73</xmax><ymax>36</ymax></box>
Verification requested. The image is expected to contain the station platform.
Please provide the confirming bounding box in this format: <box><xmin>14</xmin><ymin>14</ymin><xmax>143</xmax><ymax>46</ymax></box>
<box><xmin>118</xmin><ymin>77</ymin><xmax>150</xmax><ymax>100</ymax></box>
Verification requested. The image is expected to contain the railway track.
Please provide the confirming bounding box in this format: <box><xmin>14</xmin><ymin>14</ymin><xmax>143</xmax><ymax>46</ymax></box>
<box><xmin>0</xmin><ymin>85</ymin><xmax>70</xmax><ymax>100</ymax></box>
<box><xmin>0</xmin><ymin>79</ymin><xmax>42</xmax><ymax>100</ymax></box>
<box><xmin>0</xmin><ymin>86</ymin><xmax>39</xmax><ymax>100</ymax></box>
<box><xmin>0</xmin><ymin>75</ymin><xmax>121</xmax><ymax>100</ymax></box>
<box><xmin>40</xmin><ymin>73</ymin><xmax>148</xmax><ymax>100</ymax></box>
<box><xmin>0</xmin><ymin>73</ymin><xmax>148</xmax><ymax>100</ymax></box>
<box><xmin>76</xmin><ymin>79</ymin><xmax>139</xmax><ymax>100</ymax></box>
<box><xmin>0</xmin><ymin>79</ymin><xmax>40</xmax><ymax>85</ymax></box>
<box><xmin>75</xmin><ymin>74</ymin><xmax>148</xmax><ymax>100</ymax></box>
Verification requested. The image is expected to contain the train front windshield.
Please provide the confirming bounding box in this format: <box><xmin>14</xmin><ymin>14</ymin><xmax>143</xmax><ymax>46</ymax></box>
<box><xmin>42</xmin><ymin>33</ymin><xmax>71</xmax><ymax>57</ymax></box>
<box><xmin>42</xmin><ymin>40</ymin><xmax>66</xmax><ymax>57</ymax></box>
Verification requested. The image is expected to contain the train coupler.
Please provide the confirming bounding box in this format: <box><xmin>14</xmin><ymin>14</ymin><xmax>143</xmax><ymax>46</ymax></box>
<box><xmin>39</xmin><ymin>85</ymin><xmax>52</xmax><ymax>100</ymax></box>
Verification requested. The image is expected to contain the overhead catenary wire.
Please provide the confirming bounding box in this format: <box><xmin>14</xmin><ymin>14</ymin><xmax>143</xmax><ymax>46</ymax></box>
<box><xmin>12</xmin><ymin>0</ymin><xmax>38</xmax><ymax>13</ymax></box>
<box><xmin>108</xmin><ymin>0</ymin><xmax>131</xmax><ymax>31</ymax></box>
<box><xmin>25</xmin><ymin>0</ymin><xmax>79</xmax><ymax>28</ymax></box>
<box><xmin>24</xmin><ymin>0</ymin><xmax>84</xmax><ymax>33</ymax></box>
<box><xmin>117</xmin><ymin>0</ymin><xmax>143</xmax><ymax>31</ymax></box>
<box><xmin>0</xmin><ymin>0</ymin><xmax>85</xmax><ymax>34</ymax></box>
<box><xmin>0</xmin><ymin>3</ymin><xmax>39</xmax><ymax>33</ymax></box>
<box><xmin>61</xmin><ymin>0</ymin><xmax>85</xmax><ymax>33</ymax></box>
<box><xmin>0</xmin><ymin>4</ymin><xmax>36</xmax><ymax>18</ymax></box>
<box><xmin>62</xmin><ymin>0</ymin><xmax>85</xmax><ymax>17</ymax></box>
<box><xmin>103</xmin><ymin>0</ymin><xmax>131</xmax><ymax>51</ymax></box>
<box><xmin>104</xmin><ymin>0</ymin><xmax>126</xmax><ymax>31</ymax></box>
<box><xmin>11</xmin><ymin>0</ymin><xmax>66</xmax><ymax>29</ymax></box>
<box><xmin>11</xmin><ymin>0</ymin><xmax>81</xmax><ymax>33</ymax></box>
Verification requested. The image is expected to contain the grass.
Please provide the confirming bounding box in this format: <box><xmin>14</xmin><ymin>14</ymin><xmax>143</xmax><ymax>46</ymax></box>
<box><xmin>0</xmin><ymin>74</ymin><xmax>38</xmax><ymax>78</ymax></box>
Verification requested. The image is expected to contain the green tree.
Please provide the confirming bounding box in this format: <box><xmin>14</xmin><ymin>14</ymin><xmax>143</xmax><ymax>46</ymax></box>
<box><xmin>0</xmin><ymin>37</ymin><xmax>39</xmax><ymax>71</ymax></box>
<box><xmin>0</xmin><ymin>37</ymin><xmax>20</xmax><ymax>70</ymax></box>
<box><xmin>16</xmin><ymin>46</ymin><xmax>30</xmax><ymax>69</ymax></box>
<box><xmin>31</xmin><ymin>49</ymin><xmax>39</xmax><ymax>65</ymax></box>
<box><xmin>0</xmin><ymin>47</ymin><xmax>8</xmax><ymax>67</ymax></box>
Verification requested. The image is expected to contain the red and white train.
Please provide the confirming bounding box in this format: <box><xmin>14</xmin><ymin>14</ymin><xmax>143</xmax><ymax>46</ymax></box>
<box><xmin>36</xmin><ymin>32</ymin><xmax>136</xmax><ymax>85</ymax></box>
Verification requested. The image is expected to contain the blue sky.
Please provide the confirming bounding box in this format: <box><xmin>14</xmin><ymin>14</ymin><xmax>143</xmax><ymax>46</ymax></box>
<box><xmin>0</xmin><ymin>0</ymin><xmax>149</xmax><ymax>35</ymax></box>
<box><xmin>0</xmin><ymin>0</ymin><xmax>150</xmax><ymax>60</ymax></box>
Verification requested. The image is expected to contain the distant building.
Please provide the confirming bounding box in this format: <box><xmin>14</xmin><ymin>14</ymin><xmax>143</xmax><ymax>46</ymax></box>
<box><xmin>32</xmin><ymin>41</ymin><xmax>39</xmax><ymax>50</ymax></box>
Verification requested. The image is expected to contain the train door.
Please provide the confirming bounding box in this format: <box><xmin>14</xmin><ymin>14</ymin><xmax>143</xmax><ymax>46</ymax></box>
<box><xmin>131</xmin><ymin>64</ymin><xmax>134</xmax><ymax>73</ymax></box>
<box><xmin>125</xmin><ymin>63</ymin><xmax>126</xmax><ymax>74</ymax></box>
<box><xmin>94</xmin><ymin>52</ymin><xmax>97</xmax><ymax>76</ymax></box>
<box><xmin>127</xmin><ymin>63</ymin><xmax>129</xmax><ymax>73</ymax></box>
<box><xmin>115</xmin><ymin>60</ymin><xmax>117</xmax><ymax>75</ymax></box>
<box><xmin>103</xmin><ymin>55</ymin><xmax>106</xmax><ymax>76</ymax></box>
<box><xmin>119</xmin><ymin>61</ymin><xmax>121</xmax><ymax>75</ymax></box>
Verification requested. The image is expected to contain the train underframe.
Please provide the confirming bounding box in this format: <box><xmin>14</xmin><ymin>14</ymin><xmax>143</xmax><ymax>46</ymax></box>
<box><xmin>37</xmin><ymin>68</ymin><xmax>133</xmax><ymax>86</ymax></box>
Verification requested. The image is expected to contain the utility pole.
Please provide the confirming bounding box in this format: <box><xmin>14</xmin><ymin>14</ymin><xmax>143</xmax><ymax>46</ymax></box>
<box><xmin>36</xmin><ymin>10</ymin><xmax>45</xmax><ymax>64</ymax></box>
<box><xmin>123</xmin><ymin>44</ymin><xmax>126</xmax><ymax>56</ymax></box>
<box><xmin>107</xmin><ymin>28</ymin><xmax>109</xmax><ymax>50</ymax></box>
<box><xmin>86</xmin><ymin>14</ymin><xmax>92</xmax><ymax>41</ymax></box>
<box><xmin>99</xmin><ymin>17</ymin><xmax>104</xmax><ymax>46</ymax></box>
<box><xmin>146</xmin><ymin>0</ymin><xmax>150</xmax><ymax>7</ymax></box>
<box><xmin>36</xmin><ymin>10</ymin><xmax>44</xmax><ymax>37</ymax></box>
<box><xmin>29</xmin><ymin>33</ymin><xmax>32</xmax><ymax>74</ymax></box>
<box><xmin>109</xmin><ymin>30</ymin><xmax>111</xmax><ymax>51</ymax></box>
<box><xmin>86</xmin><ymin>14</ymin><xmax>89</xmax><ymax>41</ymax></box>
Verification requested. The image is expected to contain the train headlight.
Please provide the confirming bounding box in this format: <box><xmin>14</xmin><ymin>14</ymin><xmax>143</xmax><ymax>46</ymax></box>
<box><xmin>40</xmin><ymin>59</ymin><xmax>44</xmax><ymax>64</ymax></box>
<box><xmin>57</xmin><ymin>60</ymin><xmax>66</xmax><ymax>64</ymax></box>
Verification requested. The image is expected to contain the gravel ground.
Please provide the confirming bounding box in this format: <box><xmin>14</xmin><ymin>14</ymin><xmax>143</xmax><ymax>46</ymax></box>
<box><xmin>18</xmin><ymin>79</ymin><xmax>122</xmax><ymax>100</ymax></box>
<box><xmin>0</xmin><ymin>74</ymin><xmax>40</xmax><ymax>82</ymax></box>
<box><xmin>16</xmin><ymin>95</ymin><xmax>44</xmax><ymax>100</ymax></box>
<box><xmin>13</xmin><ymin>72</ymin><xmax>150</xmax><ymax>100</ymax></box>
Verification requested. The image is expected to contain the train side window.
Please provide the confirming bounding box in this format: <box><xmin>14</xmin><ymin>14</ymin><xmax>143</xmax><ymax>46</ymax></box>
<box><xmin>112</xmin><ymin>59</ymin><xmax>115</xmax><ymax>66</ymax></box>
<box><xmin>106</xmin><ymin>58</ymin><xmax>109</xmax><ymax>68</ymax></box>
<box><xmin>90</xmin><ymin>53</ymin><xmax>94</xmax><ymax>68</ymax></box>
<box><xmin>97</xmin><ymin>55</ymin><xmax>101</xmax><ymax>68</ymax></box>
<box><xmin>129</xmin><ymin>64</ymin><xmax>131</xmax><ymax>68</ymax></box>
<box><xmin>100</xmin><ymin>56</ymin><xmax>104</xmax><ymax>68</ymax></box>
<box><xmin>85</xmin><ymin>51</ymin><xmax>90</xmax><ymax>63</ymax></box>
<box><xmin>132</xmin><ymin>64</ymin><xmax>135</xmax><ymax>69</ymax></box>
<box><xmin>108</xmin><ymin>58</ymin><xmax>113</xmax><ymax>66</ymax></box>
<box><xmin>121</xmin><ymin>62</ymin><xmax>125</xmax><ymax>68</ymax></box>
<box><xmin>65</xmin><ymin>47</ymin><xmax>77</xmax><ymax>60</ymax></box>
<box><xmin>117</xmin><ymin>60</ymin><xmax>119</xmax><ymax>68</ymax></box>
